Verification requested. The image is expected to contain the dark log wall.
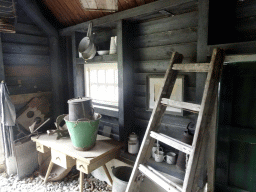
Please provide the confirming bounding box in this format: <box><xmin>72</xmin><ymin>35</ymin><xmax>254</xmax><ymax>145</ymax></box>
<box><xmin>133</xmin><ymin>11</ymin><xmax>199</xmax><ymax>143</ymax></box>
<box><xmin>2</xmin><ymin>3</ymin><xmax>51</xmax><ymax>111</ymax></box>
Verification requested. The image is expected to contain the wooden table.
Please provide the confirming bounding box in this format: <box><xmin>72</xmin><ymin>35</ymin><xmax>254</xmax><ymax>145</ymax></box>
<box><xmin>31</xmin><ymin>134</ymin><xmax>123</xmax><ymax>192</ymax></box>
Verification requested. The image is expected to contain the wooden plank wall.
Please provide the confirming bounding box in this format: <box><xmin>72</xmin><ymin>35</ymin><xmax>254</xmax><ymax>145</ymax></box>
<box><xmin>133</xmin><ymin>11</ymin><xmax>199</xmax><ymax>143</ymax></box>
<box><xmin>2</xmin><ymin>3</ymin><xmax>51</xmax><ymax>112</ymax></box>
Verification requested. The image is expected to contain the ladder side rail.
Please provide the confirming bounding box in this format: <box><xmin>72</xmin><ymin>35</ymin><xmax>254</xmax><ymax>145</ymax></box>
<box><xmin>126</xmin><ymin>52</ymin><xmax>183</xmax><ymax>192</ymax></box>
<box><xmin>182</xmin><ymin>48</ymin><xmax>225</xmax><ymax>192</ymax></box>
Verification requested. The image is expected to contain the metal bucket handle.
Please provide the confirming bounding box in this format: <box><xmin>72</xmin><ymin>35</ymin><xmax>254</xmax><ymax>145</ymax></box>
<box><xmin>74</xmin><ymin>118</ymin><xmax>93</xmax><ymax>128</ymax></box>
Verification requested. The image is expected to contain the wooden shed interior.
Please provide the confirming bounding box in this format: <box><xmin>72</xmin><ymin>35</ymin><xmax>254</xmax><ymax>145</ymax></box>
<box><xmin>0</xmin><ymin>0</ymin><xmax>256</xmax><ymax>192</ymax></box>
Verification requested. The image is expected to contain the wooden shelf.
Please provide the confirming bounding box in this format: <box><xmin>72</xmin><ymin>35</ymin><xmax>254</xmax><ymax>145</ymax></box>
<box><xmin>146</xmin><ymin>157</ymin><xmax>185</xmax><ymax>181</ymax></box>
<box><xmin>76</xmin><ymin>54</ymin><xmax>117</xmax><ymax>65</ymax></box>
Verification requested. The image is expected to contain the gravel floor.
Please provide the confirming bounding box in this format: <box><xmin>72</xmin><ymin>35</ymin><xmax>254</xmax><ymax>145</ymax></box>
<box><xmin>0</xmin><ymin>170</ymin><xmax>112</xmax><ymax>192</ymax></box>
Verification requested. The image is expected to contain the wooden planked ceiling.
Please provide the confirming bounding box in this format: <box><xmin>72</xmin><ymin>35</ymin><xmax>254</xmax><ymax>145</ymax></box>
<box><xmin>41</xmin><ymin>0</ymin><xmax>156</xmax><ymax>27</ymax></box>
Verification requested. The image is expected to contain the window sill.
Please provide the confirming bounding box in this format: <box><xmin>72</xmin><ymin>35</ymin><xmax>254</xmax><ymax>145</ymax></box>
<box><xmin>94</xmin><ymin>105</ymin><xmax>119</xmax><ymax>118</ymax></box>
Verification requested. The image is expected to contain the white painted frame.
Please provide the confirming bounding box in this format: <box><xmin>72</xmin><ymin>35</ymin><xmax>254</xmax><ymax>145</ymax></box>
<box><xmin>146</xmin><ymin>74</ymin><xmax>184</xmax><ymax>116</ymax></box>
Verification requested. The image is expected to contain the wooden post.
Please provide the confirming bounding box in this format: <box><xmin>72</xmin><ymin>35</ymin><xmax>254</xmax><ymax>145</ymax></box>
<box><xmin>49</xmin><ymin>36</ymin><xmax>63</xmax><ymax>119</ymax></box>
<box><xmin>0</xmin><ymin>34</ymin><xmax>5</xmax><ymax>81</ymax></box>
<box><xmin>71</xmin><ymin>32</ymin><xmax>85</xmax><ymax>98</ymax></box>
<box><xmin>117</xmin><ymin>20</ymin><xmax>135</xmax><ymax>142</ymax></box>
<box><xmin>79</xmin><ymin>171</ymin><xmax>84</xmax><ymax>192</ymax></box>
<box><xmin>196</xmin><ymin>0</ymin><xmax>209</xmax><ymax>104</ymax></box>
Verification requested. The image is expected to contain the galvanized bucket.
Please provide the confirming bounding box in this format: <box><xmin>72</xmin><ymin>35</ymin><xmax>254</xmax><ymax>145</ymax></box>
<box><xmin>67</xmin><ymin>97</ymin><xmax>94</xmax><ymax>121</ymax></box>
<box><xmin>64</xmin><ymin>113</ymin><xmax>101</xmax><ymax>151</ymax></box>
<box><xmin>112</xmin><ymin>166</ymin><xmax>133</xmax><ymax>192</ymax></box>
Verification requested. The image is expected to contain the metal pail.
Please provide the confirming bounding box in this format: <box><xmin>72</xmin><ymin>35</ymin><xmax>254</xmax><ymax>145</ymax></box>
<box><xmin>67</xmin><ymin>97</ymin><xmax>94</xmax><ymax>121</ymax></box>
<box><xmin>64</xmin><ymin>113</ymin><xmax>101</xmax><ymax>151</ymax></box>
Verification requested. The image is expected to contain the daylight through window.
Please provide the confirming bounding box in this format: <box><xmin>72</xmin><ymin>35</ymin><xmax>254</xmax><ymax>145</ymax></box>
<box><xmin>84</xmin><ymin>63</ymin><xmax>118</xmax><ymax>106</ymax></box>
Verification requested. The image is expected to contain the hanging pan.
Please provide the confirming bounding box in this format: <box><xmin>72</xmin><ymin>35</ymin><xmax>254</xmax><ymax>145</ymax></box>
<box><xmin>78</xmin><ymin>22</ymin><xmax>96</xmax><ymax>60</ymax></box>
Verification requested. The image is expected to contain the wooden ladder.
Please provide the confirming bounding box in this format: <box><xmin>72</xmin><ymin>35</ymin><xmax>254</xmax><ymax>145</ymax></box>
<box><xmin>126</xmin><ymin>48</ymin><xmax>225</xmax><ymax>192</ymax></box>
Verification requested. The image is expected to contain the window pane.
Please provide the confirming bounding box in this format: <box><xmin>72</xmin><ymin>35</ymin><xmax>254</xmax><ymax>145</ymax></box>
<box><xmin>98</xmin><ymin>85</ymin><xmax>106</xmax><ymax>100</ymax></box>
<box><xmin>90</xmin><ymin>70</ymin><xmax>97</xmax><ymax>83</ymax></box>
<box><xmin>90</xmin><ymin>85</ymin><xmax>97</xmax><ymax>99</ymax></box>
<box><xmin>114</xmin><ymin>87</ymin><xmax>118</xmax><ymax>102</ymax></box>
<box><xmin>115</xmin><ymin>70</ymin><xmax>118</xmax><ymax>84</ymax></box>
<box><xmin>106</xmin><ymin>86</ymin><xmax>115</xmax><ymax>101</ymax></box>
<box><xmin>98</xmin><ymin>70</ymin><xmax>105</xmax><ymax>83</ymax></box>
<box><xmin>106</xmin><ymin>69</ymin><xmax>114</xmax><ymax>83</ymax></box>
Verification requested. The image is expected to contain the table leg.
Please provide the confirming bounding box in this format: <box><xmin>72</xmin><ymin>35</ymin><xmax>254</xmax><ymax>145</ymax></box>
<box><xmin>44</xmin><ymin>160</ymin><xmax>54</xmax><ymax>184</ymax></box>
<box><xmin>103</xmin><ymin>164</ymin><xmax>113</xmax><ymax>185</ymax></box>
<box><xmin>79</xmin><ymin>171</ymin><xmax>84</xmax><ymax>192</ymax></box>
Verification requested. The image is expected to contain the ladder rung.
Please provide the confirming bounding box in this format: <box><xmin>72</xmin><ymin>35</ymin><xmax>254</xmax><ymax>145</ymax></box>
<box><xmin>147</xmin><ymin>166</ymin><xmax>183</xmax><ymax>191</ymax></box>
<box><xmin>161</xmin><ymin>98</ymin><xmax>201</xmax><ymax>112</ymax></box>
<box><xmin>150</xmin><ymin>131</ymin><xmax>192</xmax><ymax>154</ymax></box>
<box><xmin>172</xmin><ymin>63</ymin><xmax>210</xmax><ymax>72</ymax></box>
<box><xmin>139</xmin><ymin>164</ymin><xmax>181</xmax><ymax>192</ymax></box>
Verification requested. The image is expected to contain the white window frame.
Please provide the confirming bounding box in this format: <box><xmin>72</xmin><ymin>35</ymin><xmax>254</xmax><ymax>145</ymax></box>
<box><xmin>84</xmin><ymin>63</ymin><xmax>118</xmax><ymax>107</ymax></box>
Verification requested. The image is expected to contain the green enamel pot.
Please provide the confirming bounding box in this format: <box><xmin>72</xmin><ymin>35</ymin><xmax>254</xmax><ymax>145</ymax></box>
<box><xmin>64</xmin><ymin>113</ymin><xmax>101</xmax><ymax>151</ymax></box>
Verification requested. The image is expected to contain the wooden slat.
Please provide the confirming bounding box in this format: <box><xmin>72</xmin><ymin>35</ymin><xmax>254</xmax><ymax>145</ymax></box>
<box><xmin>60</xmin><ymin>0</ymin><xmax>197</xmax><ymax>35</ymax></box>
<box><xmin>133</xmin><ymin>58</ymin><xmax>196</xmax><ymax>73</ymax></box>
<box><xmin>172</xmin><ymin>63</ymin><xmax>210</xmax><ymax>72</ymax></box>
<box><xmin>134</xmin><ymin>27</ymin><xmax>197</xmax><ymax>48</ymax></box>
<box><xmin>150</xmin><ymin>131</ymin><xmax>192</xmax><ymax>154</ymax></box>
<box><xmin>138</xmin><ymin>11</ymin><xmax>198</xmax><ymax>36</ymax></box>
<box><xmin>126</xmin><ymin>52</ymin><xmax>183</xmax><ymax>192</ymax></box>
<box><xmin>134</xmin><ymin>42</ymin><xmax>197</xmax><ymax>61</ymax></box>
<box><xmin>1</xmin><ymin>33</ymin><xmax>48</xmax><ymax>45</ymax></box>
<box><xmin>2</xmin><ymin>43</ymin><xmax>49</xmax><ymax>55</ymax></box>
<box><xmin>5</xmin><ymin>65</ymin><xmax>51</xmax><ymax>77</ymax></box>
<box><xmin>161</xmin><ymin>98</ymin><xmax>201</xmax><ymax>112</ymax></box>
<box><xmin>15</xmin><ymin>23</ymin><xmax>46</xmax><ymax>36</ymax></box>
<box><xmin>3</xmin><ymin>54</ymin><xmax>49</xmax><ymax>65</ymax></box>
<box><xmin>10</xmin><ymin>92</ymin><xmax>52</xmax><ymax>106</ymax></box>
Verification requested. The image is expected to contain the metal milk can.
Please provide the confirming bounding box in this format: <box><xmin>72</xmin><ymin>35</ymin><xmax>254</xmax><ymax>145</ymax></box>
<box><xmin>128</xmin><ymin>132</ymin><xmax>139</xmax><ymax>154</ymax></box>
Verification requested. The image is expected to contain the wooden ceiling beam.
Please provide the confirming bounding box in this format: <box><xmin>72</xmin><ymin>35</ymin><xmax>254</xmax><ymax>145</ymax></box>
<box><xmin>59</xmin><ymin>0</ymin><xmax>198</xmax><ymax>36</ymax></box>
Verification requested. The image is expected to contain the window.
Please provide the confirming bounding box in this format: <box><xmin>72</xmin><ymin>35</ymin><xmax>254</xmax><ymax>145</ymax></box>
<box><xmin>84</xmin><ymin>63</ymin><xmax>118</xmax><ymax>106</ymax></box>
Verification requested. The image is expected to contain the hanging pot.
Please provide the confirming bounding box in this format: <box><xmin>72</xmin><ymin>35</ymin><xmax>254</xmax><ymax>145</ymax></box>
<box><xmin>78</xmin><ymin>22</ymin><xmax>96</xmax><ymax>60</ymax></box>
<box><xmin>82</xmin><ymin>44</ymin><xmax>97</xmax><ymax>60</ymax></box>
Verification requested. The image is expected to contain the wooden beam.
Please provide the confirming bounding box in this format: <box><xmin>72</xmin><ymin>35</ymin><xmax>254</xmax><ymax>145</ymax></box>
<box><xmin>59</xmin><ymin>0</ymin><xmax>197</xmax><ymax>36</ymax></box>
<box><xmin>72</xmin><ymin>32</ymin><xmax>85</xmax><ymax>98</ymax></box>
<box><xmin>18</xmin><ymin>0</ymin><xmax>58</xmax><ymax>37</ymax></box>
<box><xmin>49</xmin><ymin>36</ymin><xmax>63</xmax><ymax>119</ymax></box>
<box><xmin>117</xmin><ymin>20</ymin><xmax>135</xmax><ymax>141</ymax></box>
<box><xmin>0</xmin><ymin>34</ymin><xmax>5</xmax><ymax>82</ymax></box>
